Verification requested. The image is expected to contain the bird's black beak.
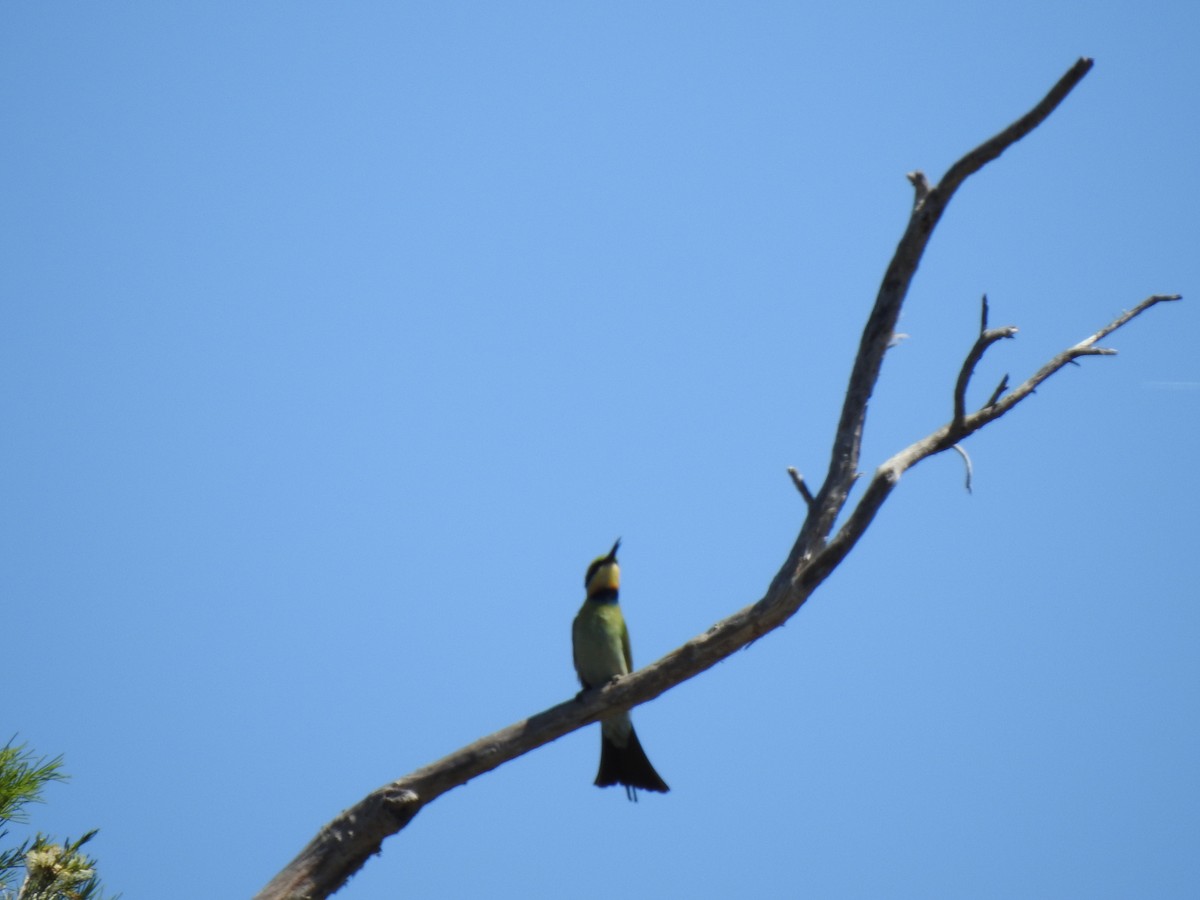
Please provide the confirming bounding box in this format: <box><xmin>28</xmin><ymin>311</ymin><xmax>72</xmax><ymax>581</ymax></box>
<box><xmin>607</xmin><ymin>538</ymin><xmax>621</xmax><ymax>561</ymax></box>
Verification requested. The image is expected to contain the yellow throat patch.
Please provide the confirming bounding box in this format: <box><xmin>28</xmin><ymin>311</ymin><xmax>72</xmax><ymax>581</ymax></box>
<box><xmin>586</xmin><ymin>559</ymin><xmax>620</xmax><ymax>596</ymax></box>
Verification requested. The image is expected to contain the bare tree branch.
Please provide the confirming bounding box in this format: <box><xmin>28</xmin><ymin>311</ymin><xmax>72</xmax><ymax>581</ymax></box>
<box><xmin>968</xmin><ymin>294</ymin><xmax>1180</xmax><ymax>423</ymax></box>
<box><xmin>938</xmin><ymin>57</ymin><xmax>1095</xmax><ymax>197</ymax></box>
<box><xmin>825</xmin><ymin>293</ymin><xmax>1181</xmax><ymax>565</ymax></box>
<box><xmin>770</xmin><ymin>57</ymin><xmax>1096</xmax><ymax>594</ymax></box>
<box><xmin>953</xmin><ymin>318</ymin><xmax>1019</xmax><ymax>428</ymax></box>
<box><xmin>254</xmin><ymin>58</ymin><xmax>1178</xmax><ymax>900</ymax></box>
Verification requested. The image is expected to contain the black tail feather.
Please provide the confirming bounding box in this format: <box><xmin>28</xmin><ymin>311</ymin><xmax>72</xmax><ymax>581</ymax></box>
<box><xmin>595</xmin><ymin>726</ymin><xmax>669</xmax><ymax>801</ymax></box>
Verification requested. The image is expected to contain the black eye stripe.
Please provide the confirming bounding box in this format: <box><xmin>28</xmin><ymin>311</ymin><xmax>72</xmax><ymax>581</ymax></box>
<box><xmin>585</xmin><ymin>560</ymin><xmax>601</xmax><ymax>587</ymax></box>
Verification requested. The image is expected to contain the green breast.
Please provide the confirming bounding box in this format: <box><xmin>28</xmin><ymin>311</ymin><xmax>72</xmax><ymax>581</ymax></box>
<box><xmin>573</xmin><ymin>601</ymin><xmax>629</xmax><ymax>688</ymax></box>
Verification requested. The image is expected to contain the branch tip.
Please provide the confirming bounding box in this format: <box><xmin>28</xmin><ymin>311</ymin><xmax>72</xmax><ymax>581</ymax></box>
<box><xmin>907</xmin><ymin>171</ymin><xmax>931</xmax><ymax>206</ymax></box>
<box><xmin>986</xmin><ymin>374</ymin><xmax>1009</xmax><ymax>408</ymax></box>
<box><xmin>951</xmin><ymin>444</ymin><xmax>974</xmax><ymax>494</ymax></box>
<box><xmin>938</xmin><ymin>57</ymin><xmax>1095</xmax><ymax>197</ymax></box>
<box><xmin>787</xmin><ymin>467</ymin><xmax>816</xmax><ymax>507</ymax></box>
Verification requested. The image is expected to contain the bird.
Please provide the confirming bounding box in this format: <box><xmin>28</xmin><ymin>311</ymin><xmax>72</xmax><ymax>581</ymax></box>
<box><xmin>571</xmin><ymin>539</ymin><xmax>669</xmax><ymax>801</ymax></box>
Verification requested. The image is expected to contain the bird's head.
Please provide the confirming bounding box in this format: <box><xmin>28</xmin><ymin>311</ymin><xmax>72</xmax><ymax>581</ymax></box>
<box><xmin>584</xmin><ymin>538</ymin><xmax>621</xmax><ymax>597</ymax></box>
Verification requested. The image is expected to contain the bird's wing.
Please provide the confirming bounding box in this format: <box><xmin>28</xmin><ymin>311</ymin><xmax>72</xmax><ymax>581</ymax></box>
<box><xmin>571</xmin><ymin>613</ymin><xmax>585</xmax><ymax>687</ymax></box>
<box><xmin>620</xmin><ymin>613</ymin><xmax>633</xmax><ymax>675</ymax></box>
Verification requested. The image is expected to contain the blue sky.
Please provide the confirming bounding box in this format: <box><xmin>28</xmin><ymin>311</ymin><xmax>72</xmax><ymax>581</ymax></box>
<box><xmin>3</xmin><ymin>3</ymin><xmax>1197</xmax><ymax>898</ymax></box>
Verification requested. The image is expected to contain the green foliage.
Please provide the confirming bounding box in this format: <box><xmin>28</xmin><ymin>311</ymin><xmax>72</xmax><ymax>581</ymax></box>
<box><xmin>0</xmin><ymin>745</ymin><xmax>66</xmax><ymax>823</ymax></box>
<box><xmin>0</xmin><ymin>740</ymin><xmax>115</xmax><ymax>900</ymax></box>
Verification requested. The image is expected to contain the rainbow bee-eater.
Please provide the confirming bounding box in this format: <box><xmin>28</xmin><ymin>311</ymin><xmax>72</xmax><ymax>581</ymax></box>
<box><xmin>572</xmin><ymin>539</ymin><xmax>669</xmax><ymax>801</ymax></box>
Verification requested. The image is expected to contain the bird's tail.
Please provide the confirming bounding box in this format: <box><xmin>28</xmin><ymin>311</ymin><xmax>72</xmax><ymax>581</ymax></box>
<box><xmin>596</xmin><ymin>720</ymin><xmax>669</xmax><ymax>801</ymax></box>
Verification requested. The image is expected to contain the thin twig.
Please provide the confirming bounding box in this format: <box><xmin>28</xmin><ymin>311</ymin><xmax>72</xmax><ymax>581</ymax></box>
<box><xmin>787</xmin><ymin>468</ymin><xmax>815</xmax><ymax>507</ymax></box>
<box><xmin>953</xmin><ymin>323</ymin><xmax>1019</xmax><ymax>428</ymax></box>
<box><xmin>986</xmin><ymin>374</ymin><xmax>1010</xmax><ymax>407</ymax></box>
<box><xmin>951</xmin><ymin>444</ymin><xmax>974</xmax><ymax>494</ymax></box>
